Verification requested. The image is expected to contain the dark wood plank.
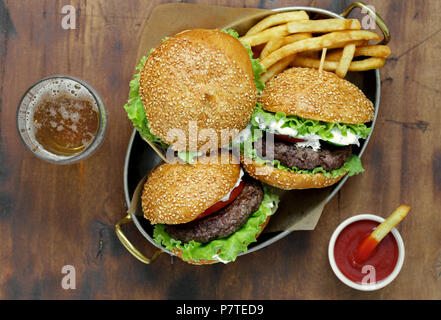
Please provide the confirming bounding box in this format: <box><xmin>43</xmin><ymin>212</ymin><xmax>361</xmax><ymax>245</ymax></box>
<box><xmin>0</xmin><ymin>0</ymin><xmax>440</xmax><ymax>299</ymax></box>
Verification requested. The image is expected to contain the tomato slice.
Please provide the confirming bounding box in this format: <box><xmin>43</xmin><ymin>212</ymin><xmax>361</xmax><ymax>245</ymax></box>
<box><xmin>274</xmin><ymin>134</ymin><xmax>305</xmax><ymax>144</ymax></box>
<box><xmin>195</xmin><ymin>180</ymin><xmax>245</xmax><ymax>220</ymax></box>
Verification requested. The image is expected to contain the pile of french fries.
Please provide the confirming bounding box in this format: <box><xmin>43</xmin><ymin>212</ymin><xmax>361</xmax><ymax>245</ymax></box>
<box><xmin>239</xmin><ymin>11</ymin><xmax>391</xmax><ymax>82</ymax></box>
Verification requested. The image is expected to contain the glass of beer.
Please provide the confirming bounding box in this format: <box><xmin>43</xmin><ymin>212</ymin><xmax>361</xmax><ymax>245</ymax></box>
<box><xmin>16</xmin><ymin>75</ymin><xmax>107</xmax><ymax>164</ymax></box>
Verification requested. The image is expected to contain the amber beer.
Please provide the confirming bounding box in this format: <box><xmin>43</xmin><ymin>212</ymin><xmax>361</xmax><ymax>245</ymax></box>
<box><xmin>33</xmin><ymin>95</ymin><xmax>99</xmax><ymax>156</ymax></box>
<box><xmin>17</xmin><ymin>76</ymin><xmax>107</xmax><ymax>164</ymax></box>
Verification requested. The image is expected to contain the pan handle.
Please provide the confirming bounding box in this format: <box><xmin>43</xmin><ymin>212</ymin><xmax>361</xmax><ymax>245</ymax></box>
<box><xmin>340</xmin><ymin>1</ymin><xmax>390</xmax><ymax>45</ymax></box>
<box><xmin>115</xmin><ymin>214</ymin><xmax>163</xmax><ymax>264</ymax></box>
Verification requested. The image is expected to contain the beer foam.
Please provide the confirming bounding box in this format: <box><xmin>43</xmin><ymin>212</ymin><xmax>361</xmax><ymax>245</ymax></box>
<box><xmin>26</xmin><ymin>78</ymin><xmax>98</xmax><ymax>126</ymax></box>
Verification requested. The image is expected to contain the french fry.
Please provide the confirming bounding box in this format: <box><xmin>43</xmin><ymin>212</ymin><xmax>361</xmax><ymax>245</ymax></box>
<box><xmin>245</xmin><ymin>11</ymin><xmax>309</xmax><ymax>36</ymax></box>
<box><xmin>284</xmin><ymin>33</ymin><xmax>314</xmax><ymax>42</ymax></box>
<box><xmin>345</xmin><ymin>57</ymin><xmax>386</xmax><ymax>71</ymax></box>
<box><xmin>291</xmin><ymin>56</ymin><xmax>386</xmax><ymax>72</ymax></box>
<box><xmin>297</xmin><ymin>51</ymin><xmax>320</xmax><ymax>59</ymax></box>
<box><xmin>369</xmin><ymin>205</ymin><xmax>410</xmax><ymax>243</ymax></box>
<box><xmin>300</xmin><ymin>51</ymin><xmax>320</xmax><ymax>59</ymax></box>
<box><xmin>335</xmin><ymin>43</ymin><xmax>356</xmax><ymax>78</ymax></box>
<box><xmin>326</xmin><ymin>49</ymin><xmax>349</xmax><ymax>62</ymax></box>
<box><xmin>287</xmin><ymin>18</ymin><xmax>361</xmax><ymax>34</ymax></box>
<box><xmin>260</xmin><ymin>55</ymin><xmax>295</xmax><ymax>83</ymax></box>
<box><xmin>355</xmin><ymin>205</ymin><xmax>410</xmax><ymax>263</ymax></box>
<box><xmin>261</xmin><ymin>38</ymin><xmax>284</xmax><ymax>60</ymax></box>
<box><xmin>260</xmin><ymin>30</ymin><xmax>382</xmax><ymax>69</ymax></box>
<box><xmin>260</xmin><ymin>33</ymin><xmax>312</xmax><ymax>59</ymax></box>
<box><xmin>356</xmin><ymin>45</ymin><xmax>391</xmax><ymax>58</ymax></box>
<box><xmin>240</xmin><ymin>24</ymin><xmax>289</xmax><ymax>47</ymax></box>
<box><xmin>291</xmin><ymin>56</ymin><xmax>337</xmax><ymax>70</ymax></box>
<box><xmin>294</xmin><ymin>40</ymin><xmax>366</xmax><ymax>56</ymax></box>
<box><xmin>326</xmin><ymin>45</ymin><xmax>392</xmax><ymax>61</ymax></box>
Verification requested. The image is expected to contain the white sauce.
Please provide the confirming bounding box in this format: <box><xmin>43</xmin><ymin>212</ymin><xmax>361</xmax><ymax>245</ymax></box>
<box><xmin>296</xmin><ymin>139</ymin><xmax>321</xmax><ymax>151</ymax></box>
<box><xmin>267</xmin><ymin>201</ymin><xmax>278</xmax><ymax>216</ymax></box>
<box><xmin>212</xmin><ymin>254</ymin><xmax>231</xmax><ymax>264</ymax></box>
<box><xmin>268</xmin><ymin>119</ymin><xmax>298</xmax><ymax>136</ymax></box>
<box><xmin>326</xmin><ymin>127</ymin><xmax>360</xmax><ymax>146</ymax></box>
<box><xmin>255</xmin><ymin>116</ymin><xmax>361</xmax><ymax>150</ymax></box>
<box><xmin>219</xmin><ymin>168</ymin><xmax>244</xmax><ymax>202</ymax></box>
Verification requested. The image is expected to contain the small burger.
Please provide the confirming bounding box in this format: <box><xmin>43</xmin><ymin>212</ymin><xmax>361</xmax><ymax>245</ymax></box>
<box><xmin>240</xmin><ymin>67</ymin><xmax>374</xmax><ymax>190</ymax></box>
<box><xmin>142</xmin><ymin>155</ymin><xmax>279</xmax><ymax>264</ymax></box>
<box><xmin>124</xmin><ymin>29</ymin><xmax>264</xmax><ymax>153</ymax></box>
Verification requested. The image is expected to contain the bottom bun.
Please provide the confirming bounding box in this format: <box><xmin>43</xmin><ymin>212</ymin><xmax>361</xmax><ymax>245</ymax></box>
<box><xmin>171</xmin><ymin>249</ymin><xmax>217</xmax><ymax>265</ymax></box>
<box><xmin>241</xmin><ymin>156</ymin><xmax>346</xmax><ymax>190</ymax></box>
<box><xmin>171</xmin><ymin>216</ymin><xmax>271</xmax><ymax>265</ymax></box>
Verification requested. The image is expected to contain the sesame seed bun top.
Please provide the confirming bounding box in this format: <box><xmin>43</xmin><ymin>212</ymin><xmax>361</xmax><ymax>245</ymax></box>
<box><xmin>258</xmin><ymin>67</ymin><xmax>374</xmax><ymax>124</ymax></box>
<box><xmin>141</xmin><ymin>154</ymin><xmax>241</xmax><ymax>225</ymax></box>
<box><xmin>139</xmin><ymin>29</ymin><xmax>257</xmax><ymax>151</ymax></box>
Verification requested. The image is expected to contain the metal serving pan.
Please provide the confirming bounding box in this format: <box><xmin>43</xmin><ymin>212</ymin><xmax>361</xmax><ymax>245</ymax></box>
<box><xmin>116</xmin><ymin>2</ymin><xmax>390</xmax><ymax>264</ymax></box>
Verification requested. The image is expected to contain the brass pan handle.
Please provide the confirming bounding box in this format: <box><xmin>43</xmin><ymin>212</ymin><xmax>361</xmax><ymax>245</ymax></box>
<box><xmin>340</xmin><ymin>1</ymin><xmax>390</xmax><ymax>45</ymax></box>
<box><xmin>115</xmin><ymin>214</ymin><xmax>163</xmax><ymax>264</ymax></box>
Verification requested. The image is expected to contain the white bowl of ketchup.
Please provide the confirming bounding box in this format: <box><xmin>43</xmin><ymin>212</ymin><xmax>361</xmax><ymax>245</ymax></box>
<box><xmin>328</xmin><ymin>214</ymin><xmax>405</xmax><ymax>291</ymax></box>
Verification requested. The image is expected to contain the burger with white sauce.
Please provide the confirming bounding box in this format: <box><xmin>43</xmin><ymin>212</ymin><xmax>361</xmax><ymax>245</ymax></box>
<box><xmin>240</xmin><ymin>67</ymin><xmax>374</xmax><ymax>190</ymax></box>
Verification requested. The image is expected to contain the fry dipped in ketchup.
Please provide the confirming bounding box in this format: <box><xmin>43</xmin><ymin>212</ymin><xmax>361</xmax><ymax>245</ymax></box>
<box><xmin>355</xmin><ymin>205</ymin><xmax>410</xmax><ymax>264</ymax></box>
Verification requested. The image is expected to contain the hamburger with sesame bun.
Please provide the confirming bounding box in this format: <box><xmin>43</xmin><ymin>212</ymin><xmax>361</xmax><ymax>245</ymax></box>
<box><xmin>142</xmin><ymin>154</ymin><xmax>279</xmax><ymax>265</ymax></box>
<box><xmin>239</xmin><ymin>67</ymin><xmax>374</xmax><ymax>190</ymax></box>
<box><xmin>124</xmin><ymin>29</ymin><xmax>264</xmax><ymax>154</ymax></box>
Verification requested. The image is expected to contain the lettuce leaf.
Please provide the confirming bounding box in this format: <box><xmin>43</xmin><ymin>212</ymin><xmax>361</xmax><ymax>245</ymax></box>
<box><xmin>252</xmin><ymin>103</ymin><xmax>372</xmax><ymax>142</ymax></box>
<box><xmin>221</xmin><ymin>29</ymin><xmax>265</xmax><ymax>93</ymax></box>
<box><xmin>153</xmin><ymin>185</ymin><xmax>279</xmax><ymax>263</ymax></box>
<box><xmin>123</xmin><ymin>56</ymin><xmax>169</xmax><ymax>149</ymax></box>
<box><xmin>176</xmin><ymin>150</ymin><xmax>201</xmax><ymax>164</ymax></box>
<box><xmin>253</xmin><ymin>153</ymin><xmax>364</xmax><ymax>178</ymax></box>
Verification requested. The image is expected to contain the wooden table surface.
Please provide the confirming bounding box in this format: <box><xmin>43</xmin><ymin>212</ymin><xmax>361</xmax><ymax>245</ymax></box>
<box><xmin>1</xmin><ymin>0</ymin><xmax>440</xmax><ymax>300</ymax></box>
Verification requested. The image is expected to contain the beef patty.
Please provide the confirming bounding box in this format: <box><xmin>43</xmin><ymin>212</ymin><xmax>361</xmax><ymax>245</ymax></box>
<box><xmin>255</xmin><ymin>138</ymin><xmax>352</xmax><ymax>171</ymax></box>
<box><xmin>165</xmin><ymin>179</ymin><xmax>264</xmax><ymax>244</ymax></box>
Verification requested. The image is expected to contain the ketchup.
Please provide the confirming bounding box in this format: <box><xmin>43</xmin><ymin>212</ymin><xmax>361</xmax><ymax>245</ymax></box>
<box><xmin>274</xmin><ymin>134</ymin><xmax>305</xmax><ymax>144</ymax></box>
<box><xmin>195</xmin><ymin>181</ymin><xmax>245</xmax><ymax>220</ymax></box>
<box><xmin>334</xmin><ymin>220</ymin><xmax>399</xmax><ymax>284</ymax></box>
